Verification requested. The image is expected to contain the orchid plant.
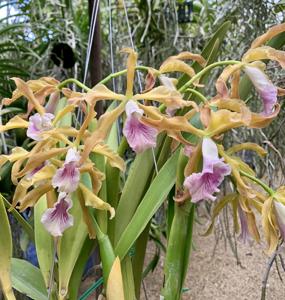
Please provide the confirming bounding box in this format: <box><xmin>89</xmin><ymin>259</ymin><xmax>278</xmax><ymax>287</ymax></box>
<box><xmin>1</xmin><ymin>23</ymin><xmax>285</xmax><ymax>300</ymax></box>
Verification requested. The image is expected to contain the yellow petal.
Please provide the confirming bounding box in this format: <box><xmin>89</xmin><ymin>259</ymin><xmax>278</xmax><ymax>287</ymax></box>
<box><xmin>0</xmin><ymin>116</ymin><xmax>29</xmax><ymax>132</ymax></box>
<box><xmin>3</xmin><ymin>77</ymin><xmax>58</xmax><ymax>107</ymax></box>
<box><xmin>81</xmin><ymin>102</ymin><xmax>125</xmax><ymax>163</ymax></box>
<box><xmin>9</xmin><ymin>78</ymin><xmax>45</xmax><ymax>114</ymax></box>
<box><xmin>86</xmin><ymin>84</ymin><xmax>125</xmax><ymax>104</ymax></box>
<box><xmin>249</xmin><ymin>104</ymin><xmax>280</xmax><ymax>128</ymax></box>
<box><xmin>171</xmin><ymin>51</ymin><xmax>206</xmax><ymax>66</ymax></box>
<box><xmin>53</xmin><ymin>104</ymin><xmax>75</xmax><ymax>125</ymax></box>
<box><xmin>262</xmin><ymin>197</ymin><xmax>279</xmax><ymax>254</ymax></box>
<box><xmin>121</xmin><ymin>48</ymin><xmax>137</xmax><ymax>98</ymax></box>
<box><xmin>18</xmin><ymin>183</ymin><xmax>53</xmax><ymax>211</ymax></box>
<box><xmin>205</xmin><ymin>109</ymin><xmax>249</xmax><ymax>137</ymax></box>
<box><xmin>31</xmin><ymin>164</ymin><xmax>57</xmax><ymax>184</ymax></box>
<box><xmin>243</xmin><ymin>46</ymin><xmax>285</xmax><ymax>68</ymax></box>
<box><xmin>134</xmin><ymin>86</ymin><xmax>196</xmax><ymax>110</ymax></box>
<box><xmin>86</xmin><ymin>167</ymin><xmax>105</xmax><ymax>195</ymax></box>
<box><xmin>79</xmin><ymin>183</ymin><xmax>115</xmax><ymax>219</ymax></box>
<box><xmin>251</xmin><ymin>23</ymin><xmax>285</xmax><ymax>48</ymax></box>
<box><xmin>226</xmin><ymin>143</ymin><xmax>267</xmax><ymax>157</ymax></box>
<box><xmin>106</xmin><ymin>257</ymin><xmax>125</xmax><ymax>300</ymax></box>
<box><xmin>11</xmin><ymin>178</ymin><xmax>32</xmax><ymax>208</ymax></box>
<box><xmin>92</xmin><ymin>144</ymin><xmax>125</xmax><ymax>172</ymax></box>
<box><xmin>159</xmin><ymin>58</ymin><xmax>196</xmax><ymax>78</ymax></box>
<box><xmin>215</xmin><ymin>64</ymin><xmax>243</xmax><ymax>97</ymax></box>
<box><xmin>77</xmin><ymin>190</ymin><xmax>96</xmax><ymax>239</ymax></box>
<box><xmin>17</xmin><ymin>148</ymin><xmax>68</xmax><ymax>178</ymax></box>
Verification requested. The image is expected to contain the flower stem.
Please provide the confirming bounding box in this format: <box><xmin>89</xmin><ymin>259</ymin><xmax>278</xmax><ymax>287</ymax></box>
<box><xmin>185</xmin><ymin>88</ymin><xmax>208</xmax><ymax>103</ymax></box>
<box><xmin>57</xmin><ymin>66</ymin><xmax>149</xmax><ymax>91</ymax></box>
<box><xmin>57</xmin><ymin>79</ymin><xmax>92</xmax><ymax>92</ymax></box>
<box><xmin>99</xmin><ymin>66</ymin><xmax>149</xmax><ymax>85</ymax></box>
<box><xmin>47</xmin><ymin>237</ymin><xmax>58</xmax><ymax>300</ymax></box>
<box><xmin>240</xmin><ymin>170</ymin><xmax>274</xmax><ymax>196</ymax></box>
<box><xmin>179</xmin><ymin>60</ymin><xmax>241</xmax><ymax>92</ymax></box>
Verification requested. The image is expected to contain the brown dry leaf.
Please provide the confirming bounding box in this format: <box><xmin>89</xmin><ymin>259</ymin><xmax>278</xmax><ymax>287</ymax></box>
<box><xmin>143</xmin><ymin>67</ymin><xmax>158</xmax><ymax>92</ymax></box>
<box><xmin>251</xmin><ymin>23</ymin><xmax>285</xmax><ymax>48</ymax></box>
<box><xmin>106</xmin><ymin>257</ymin><xmax>125</xmax><ymax>300</ymax></box>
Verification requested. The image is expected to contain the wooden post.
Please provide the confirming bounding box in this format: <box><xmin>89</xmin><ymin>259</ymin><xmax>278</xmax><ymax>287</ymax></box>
<box><xmin>88</xmin><ymin>0</ymin><xmax>103</xmax><ymax>117</ymax></box>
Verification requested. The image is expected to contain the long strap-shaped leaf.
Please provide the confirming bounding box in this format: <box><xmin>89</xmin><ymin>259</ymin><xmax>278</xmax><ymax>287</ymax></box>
<box><xmin>115</xmin><ymin>149</ymin><xmax>180</xmax><ymax>259</ymax></box>
<box><xmin>0</xmin><ymin>195</ymin><xmax>15</xmax><ymax>300</ymax></box>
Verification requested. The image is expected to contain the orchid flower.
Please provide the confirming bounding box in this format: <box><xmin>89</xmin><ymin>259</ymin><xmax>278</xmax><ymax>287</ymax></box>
<box><xmin>184</xmin><ymin>138</ymin><xmax>231</xmax><ymax>203</ymax></box>
<box><xmin>123</xmin><ymin>100</ymin><xmax>158</xmax><ymax>153</ymax></box>
<box><xmin>52</xmin><ymin>148</ymin><xmax>81</xmax><ymax>193</ymax></box>
<box><xmin>41</xmin><ymin>192</ymin><xmax>74</xmax><ymax>236</ymax></box>
<box><xmin>27</xmin><ymin>112</ymin><xmax>54</xmax><ymax>141</ymax></box>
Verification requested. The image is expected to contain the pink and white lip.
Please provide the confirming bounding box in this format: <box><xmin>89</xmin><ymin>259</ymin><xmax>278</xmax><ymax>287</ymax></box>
<box><xmin>184</xmin><ymin>138</ymin><xmax>231</xmax><ymax>203</ymax></box>
<box><xmin>52</xmin><ymin>148</ymin><xmax>81</xmax><ymax>194</ymax></box>
<box><xmin>123</xmin><ymin>100</ymin><xmax>158</xmax><ymax>153</ymax></box>
<box><xmin>41</xmin><ymin>192</ymin><xmax>73</xmax><ymax>237</ymax></box>
<box><xmin>27</xmin><ymin>112</ymin><xmax>54</xmax><ymax>141</ymax></box>
<box><xmin>244</xmin><ymin>66</ymin><xmax>277</xmax><ymax>115</ymax></box>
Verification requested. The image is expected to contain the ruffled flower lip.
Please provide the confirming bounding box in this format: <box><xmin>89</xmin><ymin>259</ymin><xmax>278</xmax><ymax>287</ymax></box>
<box><xmin>184</xmin><ymin>138</ymin><xmax>231</xmax><ymax>203</ymax></box>
<box><xmin>41</xmin><ymin>192</ymin><xmax>73</xmax><ymax>237</ymax></box>
<box><xmin>123</xmin><ymin>100</ymin><xmax>158</xmax><ymax>153</ymax></box>
<box><xmin>52</xmin><ymin>148</ymin><xmax>81</xmax><ymax>193</ymax></box>
<box><xmin>27</xmin><ymin>113</ymin><xmax>54</xmax><ymax>141</ymax></box>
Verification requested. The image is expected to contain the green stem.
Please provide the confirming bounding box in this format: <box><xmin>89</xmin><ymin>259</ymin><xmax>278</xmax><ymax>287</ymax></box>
<box><xmin>179</xmin><ymin>60</ymin><xmax>241</xmax><ymax>92</ymax></box>
<box><xmin>88</xmin><ymin>209</ymin><xmax>116</xmax><ymax>286</ymax></box>
<box><xmin>57</xmin><ymin>66</ymin><xmax>149</xmax><ymax>91</ymax></box>
<box><xmin>185</xmin><ymin>88</ymin><xmax>208</xmax><ymax>103</ymax></box>
<box><xmin>99</xmin><ymin>66</ymin><xmax>149</xmax><ymax>85</ymax></box>
<box><xmin>57</xmin><ymin>79</ymin><xmax>92</xmax><ymax>92</ymax></box>
<box><xmin>240</xmin><ymin>170</ymin><xmax>274</xmax><ymax>196</ymax></box>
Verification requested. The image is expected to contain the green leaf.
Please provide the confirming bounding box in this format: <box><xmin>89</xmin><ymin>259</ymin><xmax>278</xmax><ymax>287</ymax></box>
<box><xmin>114</xmin><ymin>133</ymin><xmax>165</xmax><ymax>246</ymax></box>
<box><xmin>178</xmin><ymin>21</ymin><xmax>231</xmax><ymax>88</ymax></box>
<box><xmin>115</xmin><ymin>149</ymin><xmax>180</xmax><ymax>259</ymax></box>
<box><xmin>68</xmin><ymin>238</ymin><xmax>94</xmax><ymax>300</ymax></box>
<box><xmin>2</xmin><ymin>194</ymin><xmax>34</xmax><ymax>242</ymax></box>
<box><xmin>11</xmin><ymin>258</ymin><xmax>47</xmax><ymax>300</ymax></box>
<box><xmin>34</xmin><ymin>196</ymin><xmax>54</xmax><ymax>288</ymax></box>
<box><xmin>114</xmin><ymin>149</ymin><xmax>155</xmax><ymax>245</ymax></box>
<box><xmin>162</xmin><ymin>203</ymin><xmax>195</xmax><ymax>300</ymax></box>
<box><xmin>0</xmin><ymin>194</ymin><xmax>15</xmax><ymax>300</ymax></box>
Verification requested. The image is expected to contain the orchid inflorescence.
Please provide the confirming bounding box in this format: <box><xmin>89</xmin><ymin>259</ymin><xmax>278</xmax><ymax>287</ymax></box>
<box><xmin>1</xmin><ymin>24</ymin><xmax>285</xmax><ymax>257</ymax></box>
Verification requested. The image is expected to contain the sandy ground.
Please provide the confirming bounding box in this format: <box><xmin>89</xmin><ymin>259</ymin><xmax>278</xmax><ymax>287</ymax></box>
<box><xmin>142</xmin><ymin>223</ymin><xmax>285</xmax><ymax>300</ymax></box>
<box><xmin>80</xmin><ymin>219</ymin><xmax>285</xmax><ymax>300</ymax></box>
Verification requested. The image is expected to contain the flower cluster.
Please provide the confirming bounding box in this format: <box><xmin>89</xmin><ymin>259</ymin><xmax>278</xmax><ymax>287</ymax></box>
<box><xmin>0</xmin><ymin>24</ymin><xmax>285</xmax><ymax>255</ymax></box>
